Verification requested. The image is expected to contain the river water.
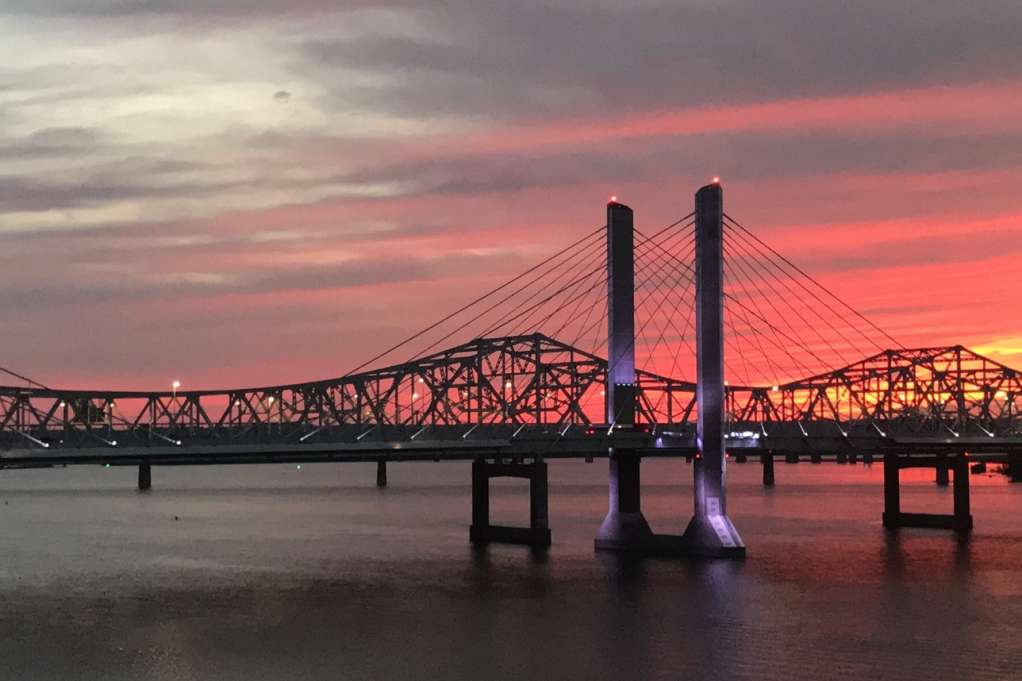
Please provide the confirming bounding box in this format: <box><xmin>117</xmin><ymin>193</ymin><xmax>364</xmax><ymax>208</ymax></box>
<box><xmin>2</xmin><ymin>459</ymin><xmax>1021</xmax><ymax>681</ymax></box>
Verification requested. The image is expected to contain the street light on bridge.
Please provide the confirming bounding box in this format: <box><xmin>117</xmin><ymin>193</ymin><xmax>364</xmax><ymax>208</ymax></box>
<box><xmin>172</xmin><ymin>380</ymin><xmax>181</xmax><ymax>399</ymax></box>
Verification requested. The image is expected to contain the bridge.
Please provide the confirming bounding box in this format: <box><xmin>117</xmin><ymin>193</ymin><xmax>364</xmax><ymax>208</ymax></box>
<box><xmin>3</xmin><ymin>183</ymin><xmax>1021</xmax><ymax>557</ymax></box>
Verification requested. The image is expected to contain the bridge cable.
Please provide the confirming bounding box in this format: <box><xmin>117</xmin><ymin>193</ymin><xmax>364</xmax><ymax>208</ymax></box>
<box><xmin>414</xmin><ymin>231</ymin><xmax>605</xmax><ymax>358</ymax></box>
<box><xmin>724</xmin><ymin>225</ymin><xmax>887</xmax><ymax>367</ymax></box>
<box><xmin>633</xmin><ymin>236</ymin><xmax>698</xmax><ymax>415</ymax></box>
<box><xmin>723</xmin><ymin>213</ymin><xmax>903</xmax><ymax>350</ymax></box>
<box><xmin>637</xmin><ymin>229</ymin><xmax>834</xmax><ymax>373</ymax></box>
<box><xmin>721</xmin><ymin>259</ymin><xmax>786</xmax><ymax>388</ymax></box>
<box><xmin>609</xmin><ymin>227</ymin><xmax>697</xmax><ymax>384</ymax></box>
<box><xmin>634</xmin><ymin>224</ymin><xmax>695</xmax><ymax>361</ymax></box>
<box><xmin>0</xmin><ymin>366</ymin><xmax>50</xmax><ymax>390</ymax></box>
<box><xmin>724</xmin><ymin>229</ymin><xmax>870</xmax><ymax>372</ymax></box>
<box><xmin>342</xmin><ymin>225</ymin><xmax>605</xmax><ymax>376</ymax></box>
<box><xmin>606</xmin><ymin>220</ymin><xmax>695</xmax><ymax>379</ymax></box>
<box><xmin>418</xmin><ymin>234</ymin><xmax>606</xmax><ymax>358</ymax></box>
<box><xmin>498</xmin><ymin>247</ymin><xmax>608</xmax><ymax>340</ymax></box>
<box><xmin>638</xmin><ymin>227</ymin><xmax>776</xmax><ymax>387</ymax></box>
<box><xmin>721</xmin><ymin>239</ymin><xmax>822</xmax><ymax>383</ymax></box>
<box><xmin>634</xmin><ymin>228</ymin><xmax>697</xmax><ymax>381</ymax></box>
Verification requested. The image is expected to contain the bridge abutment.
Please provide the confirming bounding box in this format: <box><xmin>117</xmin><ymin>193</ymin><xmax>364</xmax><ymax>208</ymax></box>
<box><xmin>470</xmin><ymin>458</ymin><xmax>551</xmax><ymax>547</ymax></box>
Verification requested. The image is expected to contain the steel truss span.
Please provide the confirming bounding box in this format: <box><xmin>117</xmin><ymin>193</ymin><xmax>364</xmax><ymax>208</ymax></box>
<box><xmin>2</xmin><ymin>337</ymin><xmax>1020</xmax><ymax>460</ymax></box>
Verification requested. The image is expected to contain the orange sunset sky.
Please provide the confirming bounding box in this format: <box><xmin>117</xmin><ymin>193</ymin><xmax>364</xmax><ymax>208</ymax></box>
<box><xmin>1</xmin><ymin>1</ymin><xmax>1021</xmax><ymax>390</ymax></box>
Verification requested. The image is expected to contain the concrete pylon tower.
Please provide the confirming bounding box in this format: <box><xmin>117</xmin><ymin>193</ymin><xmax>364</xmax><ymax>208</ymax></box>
<box><xmin>594</xmin><ymin>200</ymin><xmax>654</xmax><ymax>551</ymax></box>
<box><xmin>680</xmin><ymin>182</ymin><xmax>745</xmax><ymax>557</ymax></box>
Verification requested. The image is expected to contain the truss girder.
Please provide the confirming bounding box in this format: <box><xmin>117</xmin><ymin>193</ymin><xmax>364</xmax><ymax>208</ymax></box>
<box><xmin>2</xmin><ymin>340</ymin><xmax>1020</xmax><ymax>452</ymax></box>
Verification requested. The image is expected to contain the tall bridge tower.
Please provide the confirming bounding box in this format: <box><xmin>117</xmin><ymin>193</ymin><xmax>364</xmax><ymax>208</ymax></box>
<box><xmin>596</xmin><ymin>184</ymin><xmax>745</xmax><ymax>559</ymax></box>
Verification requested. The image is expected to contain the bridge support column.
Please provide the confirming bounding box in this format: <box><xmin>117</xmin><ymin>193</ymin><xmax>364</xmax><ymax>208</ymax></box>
<box><xmin>471</xmin><ymin>458</ymin><xmax>551</xmax><ymax>547</ymax></box>
<box><xmin>677</xmin><ymin>182</ymin><xmax>744</xmax><ymax>559</ymax></box>
<box><xmin>810</xmin><ymin>453</ymin><xmax>822</xmax><ymax>464</ymax></box>
<box><xmin>1011</xmin><ymin>453</ymin><xmax>1022</xmax><ymax>482</ymax></box>
<box><xmin>376</xmin><ymin>459</ymin><xmax>388</xmax><ymax>488</ymax></box>
<box><xmin>936</xmin><ymin>454</ymin><xmax>949</xmax><ymax>486</ymax></box>
<box><xmin>138</xmin><ymin>462</ymin><xmax>151</xmax><ymax>491</ymax></box>
<box><xmin>882</xmin><ymin>453</ymin><xmax>900</xmax><ymax>528</ymax></box>
<box><xmin>761</xmin><ymin>453</ymin><xmax>775</xmax><ymax>486</ymax></box>
<box><xmin>848</xmin><ymin>453</ymin><xmax>859</xmax><ymax>464</ymax></box>
<box><xmin>837</xmin><ymin>452</ymin><xmax>848</xmax><ymax>464</ymax></box>
<box><xmin>952</xmin><ymin>456</ymin><xmax>972</xmax><ymax>532</ymax></box>
<box><xmin>785</xmin><ymin>453</ymin><xmax>799</xmax><ymax>464</ymax></box>
<box><xmin>883</xmin><ymin>454</ymin><xmax>972</xmax><ymax>533</ymax></box>
<box><xmin>863</xmin><ymin>453</ymin><xmax>874</xmax><ymax>465</ymax></box>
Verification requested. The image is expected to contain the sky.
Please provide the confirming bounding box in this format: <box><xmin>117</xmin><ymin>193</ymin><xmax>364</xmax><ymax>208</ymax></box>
<box><xmin>2</xmin><ymin>1</ymin><xmax>1021</xmax><ymax>390</ymax></box>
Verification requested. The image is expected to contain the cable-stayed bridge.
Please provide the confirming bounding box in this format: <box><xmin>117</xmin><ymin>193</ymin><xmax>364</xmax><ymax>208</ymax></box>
<box><xmin>3</xmin><ymin>183</ymin><xmax>1021</xmax><ymax>556</ymax></box>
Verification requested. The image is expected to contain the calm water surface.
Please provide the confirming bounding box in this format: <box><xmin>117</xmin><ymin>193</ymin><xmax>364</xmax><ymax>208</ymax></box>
<box><xmin>2</xmin><ymin>460</ymin><xmax>1021</xmax><ymax>681</ymax></box>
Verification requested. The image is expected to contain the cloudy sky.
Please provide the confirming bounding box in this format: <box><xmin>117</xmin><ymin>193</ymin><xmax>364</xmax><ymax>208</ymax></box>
<box><xmin>2</xmin><ymin>1</ymin><xmax>1021</xmax><ymax>389</ymax></box>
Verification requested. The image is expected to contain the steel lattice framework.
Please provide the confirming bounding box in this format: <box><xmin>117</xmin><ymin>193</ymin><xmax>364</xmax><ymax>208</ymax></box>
<box><xmin>2</xmin><ymin>336</ymin><xmax>1021</xmax><ymax>457</ymax></box>
<box><xmin>0</xmin><ymin>333</ymin><xmax>693</xmax><ymax>454</ymax></box>
<box><xmin>728</xmin><ymin>345</ymin><xmax>1022</xmax><ymax>438</ymax></box>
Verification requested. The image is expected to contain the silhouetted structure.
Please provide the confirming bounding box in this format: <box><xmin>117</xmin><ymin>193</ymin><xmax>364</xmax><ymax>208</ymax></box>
<box><xmin>3</xmin><ymin>184</ymin><xmax>1021</xmax><ymax>551</ymax></box>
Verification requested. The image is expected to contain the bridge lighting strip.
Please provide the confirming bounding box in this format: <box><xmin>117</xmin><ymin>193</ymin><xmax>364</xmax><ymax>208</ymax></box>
<box><xmin>299</xmin><ymin>426</ymin><xmax>324</xmax><ymax>443</ymax></box>
<box><xmin>149</xmin><ymin>430</ymin><xmax>183</xmax><ymax>446</ymax></box>
<box><xmin>15</xmin><ymin>430</ymin><xmax>50</xmax><ymax>448</ymax></box>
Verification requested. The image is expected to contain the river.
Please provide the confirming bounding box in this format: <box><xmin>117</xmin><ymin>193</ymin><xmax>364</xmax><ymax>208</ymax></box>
<box><xmin>2</xmin><ymin>459</ymin><xmax>1020</xmax><ymax>680</ymax></box>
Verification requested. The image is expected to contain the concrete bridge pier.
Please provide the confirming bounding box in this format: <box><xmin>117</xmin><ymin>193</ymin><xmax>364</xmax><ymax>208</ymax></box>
<box><xmin>761</xmin><ymin>453</ymin><xmax>775</xmax><ymax>486</ymax></box>
<box><xmin>1011</xmin><ymin>453</ymin><xmax>1022</xmax><ymax>482</ymax></box>
<box><xmin>138</xmin><ymin>462</ymin><xmax>151</xmax><ymax>491</ymax></box>
<box><xmin>883</xmin><ymin>453</ymin><xmax>972</xmax><ymax>533</ymax></box>
<box><xmin>936</xmin><ymin>454</ymin><xmax>949</xmax><ymax>486</ymax></box>
<box><xmin>376</xmin><ymin>459</ymin><xmax>388</xmax><ymax>488</ymax></box>
<box><xmin>470</xmin><ymin>458</ymin><xmax>551</xmax><ymax>547</ymax></box>
<box><xmin>810</xmin><ymin>453</ymin><xmax>822</xmax><ymax>464</ymax></box>
<box><xmin>837</xmin><ymin>453</ymin><xmax>848</xmax><ymax>464</ymax></box>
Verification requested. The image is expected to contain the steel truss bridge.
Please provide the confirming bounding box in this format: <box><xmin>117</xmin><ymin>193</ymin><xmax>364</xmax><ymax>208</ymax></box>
<box><xmin>2</xmin><ymin>338</ymin><xmax>1021</xmax><ymax>465</ymax></box>
<box><xmin>3</xmin><ymin>183</ymin><xmax>1020</xmax><ymax>554</ymax></box>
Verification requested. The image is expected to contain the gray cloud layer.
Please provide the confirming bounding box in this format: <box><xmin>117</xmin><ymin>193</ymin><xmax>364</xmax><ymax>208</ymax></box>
<box><xmin>1</xmin><ymin>0</ymin><xmax>1021</xmax><ymax>384</ymax></box>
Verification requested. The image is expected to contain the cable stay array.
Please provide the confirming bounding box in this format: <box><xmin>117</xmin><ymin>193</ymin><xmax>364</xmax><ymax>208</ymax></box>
<box><xmin>719</xmin><ymin>212</ymin><xmax>902</xmax><ymax>389</ymax></box>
